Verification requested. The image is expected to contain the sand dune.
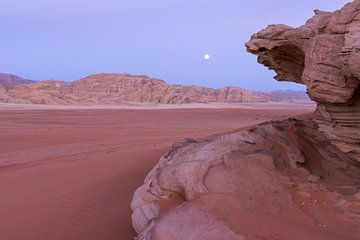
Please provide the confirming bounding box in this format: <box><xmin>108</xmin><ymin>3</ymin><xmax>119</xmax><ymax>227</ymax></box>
<box><xmin>0</xmin><ymin>105</ymin><xmax>313</xmax><ymax>240</ymax></box>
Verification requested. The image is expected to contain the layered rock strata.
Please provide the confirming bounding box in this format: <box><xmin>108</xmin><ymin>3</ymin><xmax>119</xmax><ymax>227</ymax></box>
<box><xmin>245</xmin><ymin>0</ymin><xmax>360</xmax><ymax>162</ymax></box>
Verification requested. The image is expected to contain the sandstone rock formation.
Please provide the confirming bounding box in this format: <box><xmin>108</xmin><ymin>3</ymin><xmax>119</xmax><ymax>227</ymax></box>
<box><xmin>1</xmin><ymin>73</ymin><xmax>268</xmax><ymax>105</ymax></box>
<box><xmin>131</xmin><ymin>1</ymin><xmax>360</xmax><ymax>240</ymax></box>
<box><xmin>245</xmin><ymin>0</ymin><xmax>360</xmax><ymax>162</ymax></box>
<box><xmin>6</xmin><ymin>80</ymin><xmax>71</xmax><ymax>104</ymax></box>
<box><xmin>131</xmin><ymin>119</ymin><xmax>360</xmax><ymax>240</ymax></box>
<box><xmin>0</xmin><ymin>85</ymin><xmax>9</xmax><ymax>102</ymax></box>
<box><xmin>0</xmin><ymin>73</ymin><xmax>35</xmax><ymax>89</ymax></box>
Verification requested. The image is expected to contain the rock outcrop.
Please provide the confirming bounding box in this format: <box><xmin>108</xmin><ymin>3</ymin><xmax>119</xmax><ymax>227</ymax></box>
<box><xmin>131</xmin><ymin>1</ymin><xmax>360</xmax><ymax>240</ymax></box>
<box><xmin>1</xmin><ymin>73</ymin><xmax>268</xmax><ymax>105</ymax></box>
<box><xmin>131</xmin><ymin>119</ymin><xmax>360</xmax><ymax>240</ymax></box>
<box><xmin>7</xmin><ymin>80</ymin><xmax>71</xmax><ymax>104</ymax></box>
<box><xmin>245</xmin><ymin>0</ymin><xmax>360</xmax><ymax>162</ymax></box>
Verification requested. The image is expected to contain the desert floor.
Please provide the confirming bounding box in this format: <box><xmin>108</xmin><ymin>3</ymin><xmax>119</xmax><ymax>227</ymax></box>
<box><xmin>0</xmin><ymin>104</ymin><xmax>314</xmax><ymax>240</ymax></box>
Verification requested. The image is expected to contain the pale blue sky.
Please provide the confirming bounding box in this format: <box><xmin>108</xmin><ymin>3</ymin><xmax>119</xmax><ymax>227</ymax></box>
<box><xmin>0</xmin><ymin>0</ymin><xmax>350</xmax><ymax>91</ymax></box>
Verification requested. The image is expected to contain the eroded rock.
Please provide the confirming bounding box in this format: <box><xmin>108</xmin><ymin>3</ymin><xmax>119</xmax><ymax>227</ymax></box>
<box><xmin>2</xmin><ymin>73</ymin><xmax>268</xmax><ymax>105</ymax></box>
<box><xmin>131</xmin><ymin>1</ymin><xmax>360</xmax><ymax>239</ymax></box>
<box><xmin>131</xmin><ymin>119</ymin><xmax>360</xmax><ymax>240</ymax></box>
<box><xmin>246</xmin><ymin>0</ymin><xmax>360</xmax><ymax>161</ymax></box>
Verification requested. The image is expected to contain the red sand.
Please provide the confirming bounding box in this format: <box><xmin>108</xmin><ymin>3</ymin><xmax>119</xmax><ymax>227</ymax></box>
<box><xmin>0</xmin><ymin>107</ymin><xmax>313</xmax><ymax>240</ymax></box>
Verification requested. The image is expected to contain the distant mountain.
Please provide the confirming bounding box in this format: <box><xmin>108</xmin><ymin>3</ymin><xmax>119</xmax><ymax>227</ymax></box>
<box><xmin>0</xmin><ymin>73</ymin><xmax>35</xmax><ymax>89</ymax></box>
<box><xmin>270</xmin><ymin>90</ymin><xmax>306</xmax><ymax>94</ymax></box>
<box><xmin>264</xmin><ymin>89</ymin><xmax>313</xmax><ymax>103</ymax></box>
<box><xmin>0</xmin><ymin>73</ymin><xmax>269</xmax><ymax>105</ymax></box>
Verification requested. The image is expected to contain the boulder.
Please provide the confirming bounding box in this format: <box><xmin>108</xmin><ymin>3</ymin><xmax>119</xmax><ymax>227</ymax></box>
<box><xmin>131</xmin><ymin>120</ymin><xmax>360</xmax><ymax>240</ymax></box>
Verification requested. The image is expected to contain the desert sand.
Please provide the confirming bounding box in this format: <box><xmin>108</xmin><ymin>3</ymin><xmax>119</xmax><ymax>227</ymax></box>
<box><xmin>0</xmin><ymin>104</ymin><xmax>313</xmax><ymax>240</ymax></box>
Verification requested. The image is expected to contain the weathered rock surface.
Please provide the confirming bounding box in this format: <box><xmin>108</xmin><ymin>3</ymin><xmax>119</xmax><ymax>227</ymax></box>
<box><xmin>131</xmin><ymin>1</ymin><xmax>360</xmax><ymax>240</ymax></box>
<box><xmin>246</xmin><ymin>0</ymin><xmax>360</xmax><ymax>162</ymax></box>
<box><xmin>6</xmin><ymin>80</ymin><xmax>71</xmax><ymax>104</ymax></box>
<box><xmin>131</xmin><ymin>119</ymin><xmax>360</xmax><ymax>240</ymax></box>
<box><xmin>0</xmin><ymin>73</ymin><xmax>268</xmax><ymax>105</ymax></box>
<box><xmin>0</xmin><ymin>73</ymin><xmax>35</xmax><ymax>89</ymax></box>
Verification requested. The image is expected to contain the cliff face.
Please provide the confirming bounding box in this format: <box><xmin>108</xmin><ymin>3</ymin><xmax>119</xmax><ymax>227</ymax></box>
<box><xmin>245</xmin><ymin>0</ymin><xmax>360</xmax><ymax>162</ymax></box>
<box><xmin>131</xmin><ymin>1</ymin><xmax>360</xmax><ymax>240</ymax></box>
<box><xmin>70</xmin><ymin>74</ymin><xmax>170</xmax><ymax>104</ymax></box>
<box><xmin>2</xmin><ymin>73</ymin><xmax>268</xmax><ymax>105</ymax></box>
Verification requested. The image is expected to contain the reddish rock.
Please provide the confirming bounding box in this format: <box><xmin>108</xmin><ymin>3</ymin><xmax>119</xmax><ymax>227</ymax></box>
<box><xmin>3</xmin><ymin>73</ymin><xmax>269</xmax><ymax>105</ymax></box>
<box><xmin>217</xmin><ymin>87</ymin><xmax>267</xmax><ymax>103</ymax></box>
<box><xmin>131</xmin><ymin>1</ymin><xmax>360</xmax><ymax>240</ymax></box>
<box><xmin>246</xmin><ymin>0</ymin><xmax>360</xmax><ymax>162</ymax></box>
<box><xmin>131</xmin><ymin>120</ymin><xmax>360</xmax><ymax>240</ymax></box>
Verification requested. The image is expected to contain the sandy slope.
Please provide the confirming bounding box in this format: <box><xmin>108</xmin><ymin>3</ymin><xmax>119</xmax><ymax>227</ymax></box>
<box><xmin>0</xmin><ymin>105</ymin><xmax>313</xmax><ymax>240</ymax></box>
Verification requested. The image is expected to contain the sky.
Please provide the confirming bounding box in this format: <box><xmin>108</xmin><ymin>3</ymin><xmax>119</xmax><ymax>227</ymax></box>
<box><xmin>0</xmin><ymin>0</ymin><xmax>351</xmax><ymax>91</ymax></box>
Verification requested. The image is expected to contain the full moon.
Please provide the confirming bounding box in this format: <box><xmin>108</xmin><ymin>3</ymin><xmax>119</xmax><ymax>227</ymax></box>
<box><xmin>204</xmin><ymin>54</ymin><xmax>210</xmax><ymax>60</ymax></box>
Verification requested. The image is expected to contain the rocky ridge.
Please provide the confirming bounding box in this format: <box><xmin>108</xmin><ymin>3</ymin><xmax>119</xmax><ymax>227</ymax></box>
<box><xmin>0</xmin><ymin>74</ymin><xmax>268</xmax><ymax>105</ymax></box>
